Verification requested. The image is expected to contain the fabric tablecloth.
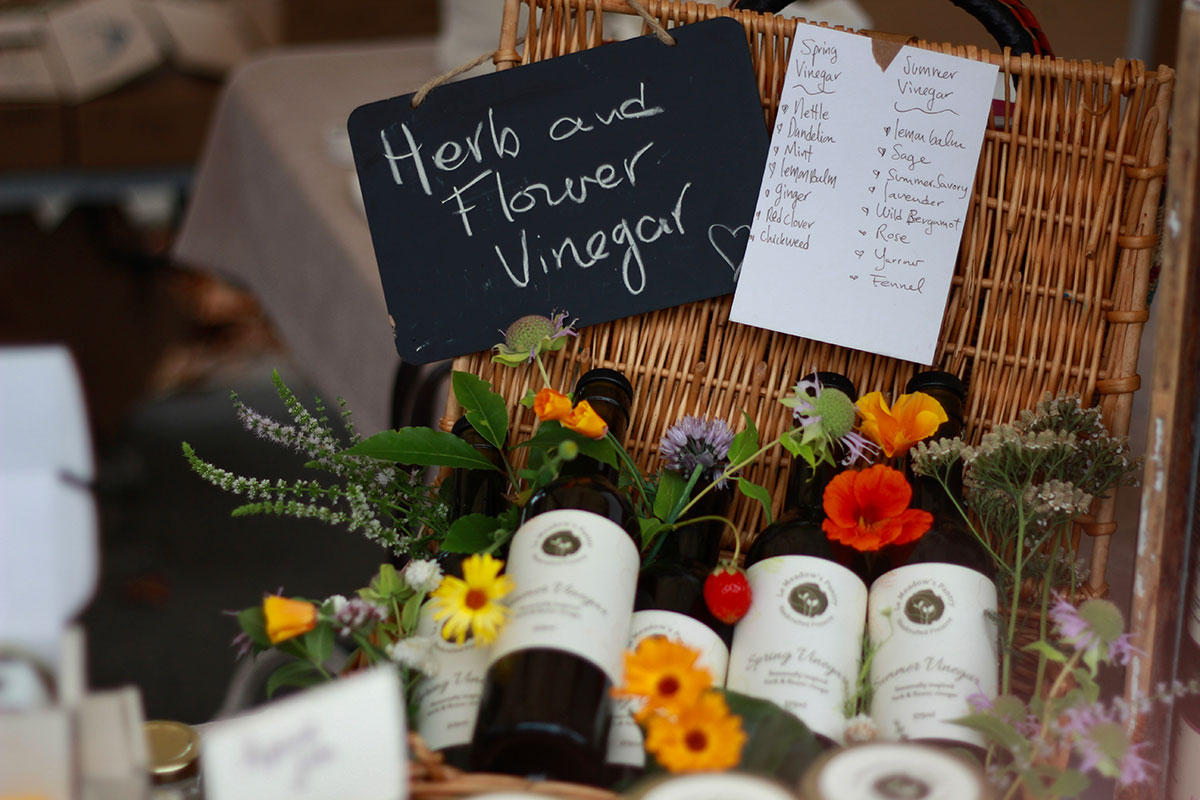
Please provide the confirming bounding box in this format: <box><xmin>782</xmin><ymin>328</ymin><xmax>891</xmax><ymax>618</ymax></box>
<box><xmin>173</xmin><ymin>39</ymin><xmax>441</xmax><ymax>434</ymax></box>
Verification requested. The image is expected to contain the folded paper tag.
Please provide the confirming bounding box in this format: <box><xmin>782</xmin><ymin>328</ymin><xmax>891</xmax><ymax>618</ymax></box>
<box><xmin>203</xmin><ymin>667</ymin><xmax>407</xmax><ymax>800</ymax></box>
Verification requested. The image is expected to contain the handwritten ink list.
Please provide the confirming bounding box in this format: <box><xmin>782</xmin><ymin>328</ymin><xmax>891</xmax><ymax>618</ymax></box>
<box><xmin>732</xmin><ymin>26</ymin><xmax>998</xmax><ymax>365</ymax></box>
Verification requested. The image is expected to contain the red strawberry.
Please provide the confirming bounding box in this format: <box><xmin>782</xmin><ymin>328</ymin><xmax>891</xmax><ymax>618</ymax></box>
<box><xmin>704</xmin><ymin>562</ymin><xmax>752</xmax><ymax>624</ymax></box>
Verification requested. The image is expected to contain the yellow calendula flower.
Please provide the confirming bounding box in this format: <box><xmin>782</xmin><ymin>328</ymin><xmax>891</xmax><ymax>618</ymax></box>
<box><xmin>857</xmin><ymin>390</ymin><xmax>948</xmax><ymax>459</ymax></box>
<box><xmin>563</xmin><ymin>399</ymin><xmax>608</xmax><ymax>439</ymax></box>
<box><xmin>430</xmin><ymin>553</ymin><xmax>514</xmax><ymax>645</ymax></box>
<box><xmin>614</xmin><ymin>636</ymin><xmax>712</xmax><ymax>722</ymax></box>
<box><xmin>263</xmin><ymin>595</ymin><xmax>317</xmax><ymax>644</ymax></box>
<box><xmin>645</xmin><ymin>691</ymin><xmax>746</xmax><ymax>773</ymax></box>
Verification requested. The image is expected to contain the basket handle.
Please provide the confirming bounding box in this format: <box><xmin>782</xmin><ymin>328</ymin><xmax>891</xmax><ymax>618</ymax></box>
<box><xmin>731</xmin><ymin>0</ymin><xmax>1053</xmax><ymax>57</ymax></box>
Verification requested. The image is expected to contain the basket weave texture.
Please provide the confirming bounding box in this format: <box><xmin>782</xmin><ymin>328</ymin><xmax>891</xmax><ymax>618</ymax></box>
<box><xmin>443</xmin><ymin>0</ymin><xmax>1173</xmax><ymax>600</ymax></box>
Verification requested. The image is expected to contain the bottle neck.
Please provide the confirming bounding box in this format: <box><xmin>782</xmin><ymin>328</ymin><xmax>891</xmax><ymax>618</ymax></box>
<box><xmin>908</xmin><ymin>387</ymin><xmax>965</xmax><ymax>520</ymax></box>
<box><xmin>559</xmin><ymin>391</ymin><xmax>630</xmax><ymax>483</ymax></box>
<box><xmin>452</xmin><ymin>428</ymin><xmax>507</xmax><ymax>518</ymax></box>
<box><xmin>783</xmin><ymin>450</ymin><xmax>840</xmax><ymax>523</ymax></box>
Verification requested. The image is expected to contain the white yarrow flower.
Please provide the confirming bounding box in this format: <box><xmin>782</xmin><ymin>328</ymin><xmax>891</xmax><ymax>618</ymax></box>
<box><xmin>404</xmin><ymin>559</ymin><xmax>444</xmax><ymax>593</ymax></box>
<box><xmin>386</xmin><ymin>636</ymin><xmax>439</xmax><ymax>676</ymax></box>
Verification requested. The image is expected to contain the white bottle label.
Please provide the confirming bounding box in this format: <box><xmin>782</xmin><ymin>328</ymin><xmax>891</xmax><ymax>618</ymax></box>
<box><xmin>412</xmin><ymin>603</ymin><xmax>489</xmax><ymax>751</ymax></box>
<box><xmin>1171</xmin><ymin>714</ymin><xmax>1200</xmax><ymax>800</ymax></box>
<box><xmin>489</xmin><ymin>508</ymin><xmax>639</xmax><ymax>683</ymax></box>
<box><xmin>868</xmin><ymin>563</ymin><xmax>998</xmax><ymax>746</ymax></box>
<box><xmin>814</xmin><ymin>742</ymin><xmax>986</xmax><ymax>799</ymax></box>
<box><xmin>725</xmin><ymin>555</ymin><xmax>867</xmax><ymax>742</ymax></box>
<box><xmin>607</xmin><ymin>609</ymin><xmax>730</xmax><ymax>768</ymax></box>
<box><xmin>641</xmin><ymin>773</ymin><xmax>798</xmax><ymax>800</ymax></box>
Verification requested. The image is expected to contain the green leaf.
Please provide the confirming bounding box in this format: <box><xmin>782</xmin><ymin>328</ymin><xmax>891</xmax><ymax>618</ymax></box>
<box><xmin>451</xmin><ymin>371</ymin><xmax>509</xmax><ymax>450</ymax></box>
<box><xmin>950</xmin><ymin>712</ymin><xmax>1029</xmax><ymax>753</ymax></box>
<box><xmin>720</xmin><ymin>690</ymin><xmax>823</xmax><ymax>784</ymax></box>
<box><xmin>237</xmin><ymin>606</ymin><xmax>271</xmax><ymax>648</ymax></box>
<box><xmin>302</xmin><ymin>622</ymin><xmax>334</xmax><ymax>665</ymax></box>
<box><xmin>727</xmin><ymin>410</ymin><xmax>759</xmax><ymax>466</ymax></box>
<box><xmin>401</xmin><ymin>594</ymin><xmax>423</xmax><ymax>634</ymax></box>
<box><xmin>518</xmin><ymin>389</ymin><xmax>538</xmax><ymax>409</ymax></box>
<box><xmin>515</xmin><ymin>421</ymin><xmax>617</xmax><ymax>468</ymax></box>
<box><xmin>737</xmin><ymin>477</ymin><xmax>774</xmax><ymax>525</ymax></box>
<box><xmin>654</xmin><ymin>470</ymin><xmax>687</xmax><ymax>522</ymax></box>
<box><xmin>344</xmin><ymin>428</ymin><xmax>502</xmax><ymax>471</ymax></box>
<box><xmin>1024</xmin><ymin>640</ymin><xmax>1068</xmax><ymax>663</ymax></box>
<box><xmin>443</xmin><ymin>513</ymin><xmax>503</xmax><ymax>554</ymax></box>
<box><xmin>779</xmin><ymin>430</ymin><xmax>804</xmax><ymax>458</ymax></box>
<box><xmin>639</xmin><ymin>517</ymin><xmax>666</xmax><ymax>550</ymax></box>
<box><xmin>265</xmin><ymin>660</ymin><xmax>325</xmax><ymax>699</ymax></box>
<box><xmin>1048</xmin><ymin>768</ymin><xmax>1090</xmax><ymax>797</ymax></box>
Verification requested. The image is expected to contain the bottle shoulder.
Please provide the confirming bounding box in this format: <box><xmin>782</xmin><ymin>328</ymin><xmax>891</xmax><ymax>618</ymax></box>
<box><xmin>524</xmin><ymin>474</ymin><xmax>639</xmax><ymax>536</ymax></box>
<box><xmin>745</xmin><ymin>514</ymin><xmax>835</xmax><ymax>564</ymax></box>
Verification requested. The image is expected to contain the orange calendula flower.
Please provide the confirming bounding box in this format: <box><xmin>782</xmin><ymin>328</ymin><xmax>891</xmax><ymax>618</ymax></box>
<box><xmin>644</xmin><ymin>691</ymin><xmax>746</xmax><ymax>772</ymax></box>
<box><xmin>822</xmin><ymin>464</ymin><xmax>933</xmax><ymax>552</ymax></box>
<box><xmin>857</xmin><ymin>391</ymin><xmax>948</xmax><ymax>459</ymax></box>
<box><xmin>533</xmin><ymin>387</ymin><xmax>572</xmax><ymax>422</ymax></box>
<box><xmin>263</xmin><ymin>595</ymin><xmax>318</xmax><ymax>644</ymax></box>
<box><xmin>563</xmin><ymin>399</ymin><xmax>608</xmax><ymax>439</ymax></box>
<box><xmin>614</xmin><ymin>636</ymin><xmax>713</xmax><ymax>721</ymax></box>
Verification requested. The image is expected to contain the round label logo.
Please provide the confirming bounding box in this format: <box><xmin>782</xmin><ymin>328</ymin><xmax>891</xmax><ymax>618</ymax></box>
<box><xmin>787</xmin><ymin>583</ymin><xmax>830</xmax><ymax>618</ymax></box>
<box><xmin>904</xmin><ymin>589</ymin><xmax>946</xmax><ymax>625</ymax></box>
<box><xmin>872</xmin><ymin>773</ymin><xmax>931</xmax><ymax>799</ymax></box>
<box><xmin>541</xmin><ymin>529</ymin><xmax>582</xmax><ymax>557</ymax></box>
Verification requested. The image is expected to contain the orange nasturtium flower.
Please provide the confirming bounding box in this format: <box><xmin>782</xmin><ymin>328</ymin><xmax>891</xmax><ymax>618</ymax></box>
<box><xmin>263</xmin><ymin>595</ymin><xmax>318</xmax><ymax>644</ymax></box>
<box><xmin>563</xmin><ymin>399</ymin><xmax>608</xmax><ymax>439</ymax></box>
<box><xmin>856</xmin><ymin>391</ymin><xmax>948</xmax><ymax>459</ymax></box>
<box><xmin>822</xmin><ymin>464</ymin><xmax>933</xmax><ymax>552</ymax></box>
<box><xmin>613</xmin><ymin>636</ymin><xmax>713</xmax><ymax>722</ymax></box>
<box><xmin>533</xmin><ymin>387</ymin><xmax>572</xmax><ymax>422</ymax></box>
<box><xmin>644</xmin><ymin>691</ymin><xmax>746</xmax><ymax>773</ymax></box>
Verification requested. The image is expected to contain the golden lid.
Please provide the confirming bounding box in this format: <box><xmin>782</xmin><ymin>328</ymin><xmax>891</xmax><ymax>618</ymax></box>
<box><xmin>144</xmin><ymin>720</ymin><xmax>200</xmax><ymax>784</ymax></box>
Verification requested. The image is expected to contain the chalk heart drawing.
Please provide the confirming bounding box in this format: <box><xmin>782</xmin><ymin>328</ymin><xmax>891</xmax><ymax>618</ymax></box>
<box><xmin>708</xmin><ymin>223</ymin><xmax>751</xmax><ymax>282</ymax></box>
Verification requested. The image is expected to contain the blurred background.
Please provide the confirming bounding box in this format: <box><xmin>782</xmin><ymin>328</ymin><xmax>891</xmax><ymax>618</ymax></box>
<box><xmin>0</xmin><ymin>0</ymin><xmax>1182</xmax><ymax>728</ymax></box>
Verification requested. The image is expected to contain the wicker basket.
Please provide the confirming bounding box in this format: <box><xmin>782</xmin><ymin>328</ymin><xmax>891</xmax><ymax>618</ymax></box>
<box><xmin>426</xmin><ymin>1</ymin><xmax>1172</xmax><ymax>795</ymax></box>
<box><xmin>442</xmin><ymin>0</ymin><xmax>1172</xmax><ymax>598</ymax></box>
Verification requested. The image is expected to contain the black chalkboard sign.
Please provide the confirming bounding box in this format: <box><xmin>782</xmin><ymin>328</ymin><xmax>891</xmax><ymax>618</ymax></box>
<box><xmin>348</xmin><ymin>17</ymin><xmax>768</xmax><ymax>364</ymax></box>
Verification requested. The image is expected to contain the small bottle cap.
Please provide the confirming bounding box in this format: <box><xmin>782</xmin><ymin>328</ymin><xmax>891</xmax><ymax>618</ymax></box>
<box><xmin>144</xmin><ymin>720</ymin><xmax>200</xmax><ymax>785</ymax></box>
<box><xmin>800</xmin><ymin>742</ymin><xmax>993</xmax><ymax>800</ymax></box>
<box><xmin>800</xmin><ymin>371</ymin><xmax>857</xmax><ymax>399</ymax></box>
<box><xmin>451</xmin><ymin>415</ymin><xmax>473</xmax><ymax>436</ymax></box>
<box><xmin>905</xmin><ymin>371</ymin><xmax>967</xmax><ymax>401</ymax></box>
<box><xmin>573</xmin><ymin>368</ymin><xmax>634</xmax><ymax>404</ymax></box>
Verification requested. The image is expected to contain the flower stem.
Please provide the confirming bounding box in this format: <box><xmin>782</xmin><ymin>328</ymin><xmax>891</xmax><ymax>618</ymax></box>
<box><xmin>676</xmin><ymin>437</ymin><xmax>780</xmax><ymax>521</ymax></box>
<box><xmin>606</xmin><ymin>431</ymin><xmax>653</xmax><ymax>508</ymax></box>
<box><xmin>1033</xmin><ymin>526</ymin><xmax>1061</xmax><ymax>696</ymax></box>
<box><xmin>533</xmin><ymin>353</ymin><xmax>551</xmax><ymax>388</ymax></box>
<box><xmin>1002</xmin><ymin>503</ymin><xmax>1028</xmax><ymax>695</ymax></box>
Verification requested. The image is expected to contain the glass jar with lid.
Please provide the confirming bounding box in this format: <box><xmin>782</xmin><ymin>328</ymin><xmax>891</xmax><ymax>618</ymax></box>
<box><xmin>144</xmin><ymin>719</ymin><xmax>202</xmax><ymax>800</ymax></box>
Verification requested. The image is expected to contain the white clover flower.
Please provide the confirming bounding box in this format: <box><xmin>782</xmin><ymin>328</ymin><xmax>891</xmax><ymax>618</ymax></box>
<box><xmin>386</xmin><ymin>636</ymin><xmax>439</xmax><ymax>676</ymax></box>
<box><xmin>404</xmin><ymin>559</ymin><xmax>444</xmax><ymax>593</ymax></box>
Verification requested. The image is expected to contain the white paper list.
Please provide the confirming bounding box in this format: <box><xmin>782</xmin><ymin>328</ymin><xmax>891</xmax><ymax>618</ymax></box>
<box><xmin>730</xmin><ymin>26</ymin><xmax>998</xmax><ymax>365</ymax></box>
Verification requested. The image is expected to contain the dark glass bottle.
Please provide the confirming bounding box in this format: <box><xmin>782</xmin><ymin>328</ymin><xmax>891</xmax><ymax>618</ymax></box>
<box><xmin>437</xmin><ymin>416</ymin><xmax>509</xmax><ymax>576</ymax></box>
<box><xmin>725</xmin><ymin>372</ymin><xmax>869</xmax><ymax>747</ymax></box>
<box><xmin>470</xmin><ymin>369</ymin><xmax>641</xmax><ymax>785</ymax></box>
<box><xmin>650</xmin><ymin>484</ymin><xmax>733</xmax><ymax>576</ymax></box>
<box><xmin>415</xmin><ymin>417</ymin><xmax>507</xmax><ymax>767</ymax></box>
<box><xmin>867</xmin><ymin>371</ymin><xmax>999</xmax><ymax>752</ymax></box>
